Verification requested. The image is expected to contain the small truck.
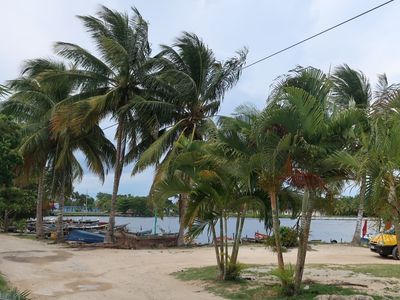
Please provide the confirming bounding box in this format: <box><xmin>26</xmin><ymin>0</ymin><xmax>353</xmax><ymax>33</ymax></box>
<box><xmin>369</xmin><ymin>230</ymin><xmax>399</xmax><ymax>259</ymax></box>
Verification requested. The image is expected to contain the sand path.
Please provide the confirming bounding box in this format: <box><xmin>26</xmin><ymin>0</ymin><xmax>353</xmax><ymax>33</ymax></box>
<box><xmin>0</xmin><ymin>235</ymin><xmax>398</xmax><ymax>299</ymax></box>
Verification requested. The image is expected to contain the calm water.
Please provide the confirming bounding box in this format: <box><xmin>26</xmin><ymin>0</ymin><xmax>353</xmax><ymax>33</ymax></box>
<box><xmin>62</xmin><ymin>216</ymin><xmax>378</xmax><ymax>244</ymax></box>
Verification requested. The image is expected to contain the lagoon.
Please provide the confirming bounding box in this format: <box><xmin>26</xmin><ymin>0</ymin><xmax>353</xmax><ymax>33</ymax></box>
<box><xmin>63</xmin><ymin>216</ymin><xmax>378</xmax><ymax>244</ymax></box>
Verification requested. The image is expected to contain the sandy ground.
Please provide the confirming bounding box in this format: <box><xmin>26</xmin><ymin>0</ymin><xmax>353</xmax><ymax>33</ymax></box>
<box><xmin>0</xmin><ymin>235</ymin><xmax>399</xmax><ymax>300</ymax></box>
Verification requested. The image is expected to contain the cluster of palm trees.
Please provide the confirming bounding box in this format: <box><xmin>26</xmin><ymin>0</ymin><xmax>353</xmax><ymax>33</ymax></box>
<box><xmin>1</xmin><ymin>5</ymin><xmax>400</xmax><ymax>296</ymax></box>
<box><xmin>0</xmin><ymin>6</ymin><xmax>247</xmax><ymax>244</ymax></box>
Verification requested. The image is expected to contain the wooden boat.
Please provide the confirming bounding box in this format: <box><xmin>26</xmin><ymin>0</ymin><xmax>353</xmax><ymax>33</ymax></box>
<box><xmin>114</xmin><ymin>231</ymin><xmax>178</xmax><ymax>249</ymax></box>
<box><xmin>255</xmin><ymin>232</ymin><xmax>269</xmax><ymax>242</ymax></box>
<box><xmin>65</xmin><ymin>229</ymin><xmax>105</xmax><ymax>243</ymax></box>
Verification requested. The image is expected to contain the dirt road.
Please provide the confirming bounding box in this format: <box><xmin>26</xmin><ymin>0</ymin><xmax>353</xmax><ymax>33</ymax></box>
<box><xmin>0</xmin><ymin>235</ymin><xmax>397</xmax><ymax>299</ymax></box>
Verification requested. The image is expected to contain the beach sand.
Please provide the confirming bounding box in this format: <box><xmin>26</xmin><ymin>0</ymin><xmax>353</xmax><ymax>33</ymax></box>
<box><xmin>0</xmin><ymin>235</ymin><xmax>398</xmax><ymax>299</ymax></box>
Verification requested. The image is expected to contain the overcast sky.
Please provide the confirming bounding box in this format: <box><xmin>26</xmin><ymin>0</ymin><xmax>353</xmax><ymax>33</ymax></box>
<box><xmin>1</xmin><ymin>0</ymin><xmax>399</xmax><ymax>197</ymax></box>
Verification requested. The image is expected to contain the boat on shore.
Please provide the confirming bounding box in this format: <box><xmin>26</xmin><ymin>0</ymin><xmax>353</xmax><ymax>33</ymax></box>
<box><xmin>65</xmin><ymin>229</ymin><xmax>105</xmax><ymax>243</ymax></box>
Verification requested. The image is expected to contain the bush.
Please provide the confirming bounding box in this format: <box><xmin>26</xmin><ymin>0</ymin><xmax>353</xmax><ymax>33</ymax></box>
<box><xmin>225</xmin><ymin>262</ymin><xmax>245</xmax><ymax>281</ymax></box>
<box><xmin>270</xmin><ymin>264</ymin><xmax>295</xmax><ymax>296</ymax></box>
<box><xmin>0</xmin><ymin>288</ymin><xmax>30</xmax><ymax>300</ymax></box>
<box><xmin>265</xmin><ymin>226</ymin><xmax>298</xmax><ymax>248</ymax></box>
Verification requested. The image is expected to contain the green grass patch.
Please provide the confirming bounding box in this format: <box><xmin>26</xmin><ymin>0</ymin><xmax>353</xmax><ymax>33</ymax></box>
<box><xmin>342</xmin><ymin>264</ymin><xmax>400</xmax><ymax>279</ymax></box>
<box><xmin>0</xmin><ymin>274</ymin><xmax>8</xmax><ymax>292</ymax></box>
<box><xmin>173</xmin><ymin>265</ymin><xmax>383</xmax><ymax>300</ymax></box>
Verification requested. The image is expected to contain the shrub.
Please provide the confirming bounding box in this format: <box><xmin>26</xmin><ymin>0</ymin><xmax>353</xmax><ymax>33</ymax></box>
<box><xmin>225</xmin><ymin>262</ymin><xmax>245</xmax><ymax>281</ymax></box>
<box><xmin>0</xmin><ymin>288</ymin><xmax>30</xmax><ymax>300</ymax></box>
<box><xmin>270</xmin><ymin>264</ymin><xmax>295</xmax><ymax>296</ymax></box>
<box><xmin>265</xmin><ymin>226</ymin><xmax>298</xmax><ymax>248</ymax></box>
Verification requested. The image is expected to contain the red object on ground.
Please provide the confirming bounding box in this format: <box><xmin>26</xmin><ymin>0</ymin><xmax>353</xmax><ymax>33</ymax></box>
<box><xmin>254</xmin><ymin>232</ymin><xmax>268</xmax><ymax>240</ymax></box>
<box><xmin>362</xmin><ymin>219</ymin><xmax>368</xmax><ymax>238</ymax></box>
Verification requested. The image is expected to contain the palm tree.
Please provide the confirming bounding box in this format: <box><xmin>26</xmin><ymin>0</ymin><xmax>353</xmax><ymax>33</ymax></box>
<box><xmin>49</xmin><ymin>6</ymin><xmax>152</xmax><ymax>243</ymax></box>
<box><xmin>366</xmin><ymin>81</ymin><xmax>400</xmax><ymax>259</ymax></box>
<box><xmin>331</xmin><ymin>64</ymin><xmax>371</xmax><ymax>245</ymax></box>
<box><xmin>152</xmin><ymin>132</ymin><xmax>262</xmax><ymax>280</ymax></box>
<box><xmin>2</xmin><ymin>59</ymin><xmax>72</xmax><ymax>238</ymax></box>
<box><xmin>134</xmin><ymin>32</ymin><xmax>247</xmax><ymax>245</ymax></box>
<box><xmin>2</xmin><ymin>59</ymin><xmax>115</xmax><ymax>240</ymax></box>
<box><xmin>269</xmin><ymin>67</ymin><xmax>361</xmax><ymax>294</ymax></box>
<box><xmin>52</xmin><ymin>125</ymin><xmax>115</xmax><ymax>241</ymax></box>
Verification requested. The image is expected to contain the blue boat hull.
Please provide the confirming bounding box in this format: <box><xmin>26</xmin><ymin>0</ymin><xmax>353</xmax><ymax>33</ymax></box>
<box><xmin>66</xmin><ymin>229</ymin><xmax>105</xmax><ymax>243</ymax></box>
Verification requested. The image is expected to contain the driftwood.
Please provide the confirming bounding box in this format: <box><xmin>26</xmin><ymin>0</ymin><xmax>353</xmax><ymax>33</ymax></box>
<box><xmin>114</xmin><ymin>231</ymin><xmax>178</xmax><ymax>249</ymax></box>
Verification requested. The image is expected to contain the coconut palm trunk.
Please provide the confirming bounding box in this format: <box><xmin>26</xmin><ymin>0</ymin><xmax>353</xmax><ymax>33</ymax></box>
<box><xmin>270</xmin><ymin>191</ymin><xmax>285</xmax><ymax>270</ymax></box>
<box><xmin>56</xmin><ymin>174</ymin><xmax>66</xmax><ymax>243</ymax></box>
<box><xmin>231</xmin><ymin>208</ymin><xmax>245</xmax><ymax>264</ymax></box>
<box><xmin>35</xmin><ymin>165</ymin><xmax>46</xmax><ymax>239</ymax></box>
<box><xmin>351</xmin><ymin>174</ymin><xmax>366</xmax><ymax>245</ymax></box>
<box><xmin>294</xmin><ymin>189</ymin><xmax>313</xmax><ymax>293</ymax></box>
<box><xmin>105</xmin><ymin>123</ymin><xmax>126</xmax><ymax>243</ymax></box>
<box><xmin>177</xmin><ymin>193</ymin><xmax>188</xmax><ymax>246</ymax></box>
<box><xmin>211</xmin><ymin>223</ymin><xmax>222</xmax><ymax>272</ymax></box>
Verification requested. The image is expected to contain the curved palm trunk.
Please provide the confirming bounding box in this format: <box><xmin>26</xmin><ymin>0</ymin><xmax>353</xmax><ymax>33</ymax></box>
<box><xmin>294</xmin><ymin>190</ymin><xmax>313</xmax><ymax>294</ymax></box>
<box><xmin>270</xmin><ymin>191</ymin><xmax>285</xmax><ymax>270</ymax></box>
<box><xmin>35</xmin><ymin>165</ymin><xmax>46</xmax><ymax>239</ymax></box>
<box><xmin>56</xmin><ymin>174</ymin><xmax>66</xmax><ymax>243</ymax></box>
<box><xmin>211</xmin><ymin>223</ymin><xmax>222</xmax><ymax>274</ymax></box>
<box><xmin>105</xmin><ymin>123</ymin><xmax>126</xmax><ymax>244</ymax></box>
<box><xmin>231</xmin><ymin>207</ymin><xmax>246</xmax><ymax>265</ymax></box>
<box><xmin>177</xmin><ymin>193</ymin><xmax>188</xmax><ymax>246</ymax></box>
<box><xmin>388</xmin><ymin>179</ymin><xmax>400</xmax><ymax>258</ymax></box>
<box><xmin>351</xmin><ymin>175</ymin><xmax>366</xmax><ymax>245</ymax></box>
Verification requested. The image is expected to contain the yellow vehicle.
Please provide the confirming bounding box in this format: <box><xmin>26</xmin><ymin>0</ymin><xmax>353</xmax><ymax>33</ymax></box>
<box><xmin>369</xmin><ymin>230</ymin><xmax>399</xmax><ymax>259</ymax></box>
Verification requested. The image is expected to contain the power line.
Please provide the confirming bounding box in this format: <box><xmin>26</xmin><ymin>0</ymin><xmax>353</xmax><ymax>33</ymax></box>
<box><xmin>101</xmin><ymin>0</ymin><xmax>394</xmax><ymax>131</ymax></box>
<box><xmin>243</xmin><ymin>0</ymin><xmax>395</xmax><ymax>69</ymax></box>
<box><xmin>102</xmin><ymin>123</ymin><xmax>118</xmax><ymax>130</ymax></box>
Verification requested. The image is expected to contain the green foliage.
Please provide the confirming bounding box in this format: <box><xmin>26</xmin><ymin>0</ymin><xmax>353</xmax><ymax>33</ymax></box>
<box><xmin>95</xmin><ymin>192</ymin><xmax>177</xmax><ymax>216</ymax></box>
<box><xmin>266</xmin><ymin>227</ymin><xmax>298</xmax><ymax>249</ymax></box>
<box><xmin>13</xmin><ymin>219</ymin><xmax>27</xmax><ymax>233</ymax></box>
<box><xmin>65</xmin><ymin>191</ymin><xmax>95</xmax><ymax>208</ymax></box>
<box><xmin>116</xmin><ymin>195</ymin><xmax>152</xmax><ymax>216</ymax></box>
<box><xmin>0</xmin><ymin>187</ymin><xmax>36</xmax><ymax>231</ymax></box>
<box><xmin>0</xmin><ymin>275</ymin><xmax>30</xmax><ymax>300</ymax></box>
<box><xmin>95</xmin><ymin>193</ymin><xmax>112</xmax><ymax>212</ymax></box>
<box><xmin>0</xmin><ymin>288</ymin><xmax>30</xmax><ymax>300</ymax></box>
<box><xmin>270</xmin><ymin>265</ymin><xmax>295</xmax><ymax>296</ymax></box>
<box><xmin>225</xmin><ymin>262</ymin><xmax>246</xmax><ymax>281</ymax></box>
<box><xmin>0</xmin><ymin>115</ymin><xmax>22</xmax><ymax>187</ymax></box>
<box><xmin>332</xmin><ymin>196</ymin><xmax>359</xmax><ymax>216</ymax></box>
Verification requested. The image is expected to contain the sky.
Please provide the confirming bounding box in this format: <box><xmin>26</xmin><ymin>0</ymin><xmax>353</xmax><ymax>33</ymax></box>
<box><xmin>1</xmin><ymin>0</ymin><xmax>399</xmax><ymax>197</ymax></box>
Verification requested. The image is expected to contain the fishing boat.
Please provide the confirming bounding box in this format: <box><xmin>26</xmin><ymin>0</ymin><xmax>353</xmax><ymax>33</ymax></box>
<box><xmin>254</xmin><ymin>232</ymin><xmax>269</xmax><ymax>243</ymax></box>
<box><xmin>114</xmin><ymin>231</ymin><xmax>178</xmax><ymax>249</ymax></box>
<box><xmin>65</xmin><ymin>229</ymin><xmax>105</xmax><ymax>243</ymax></box>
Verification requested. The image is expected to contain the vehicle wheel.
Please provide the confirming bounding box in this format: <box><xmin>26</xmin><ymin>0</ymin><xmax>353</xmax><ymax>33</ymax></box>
<box><xmin>379</xmin><ymin>253</ymin><xmax>388</xmax><ymax>257</ymax></box>
<box><xmin>392</xmin><ymin>246</ymin><xmax>399</xmax><ymax>260</ymax></box>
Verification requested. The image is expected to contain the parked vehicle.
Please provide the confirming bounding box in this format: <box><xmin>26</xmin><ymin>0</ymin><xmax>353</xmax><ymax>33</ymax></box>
<box><xmin>369</xmin><ymin>230</ymin><xmax>399</xmax><ymax>259</ymax></box>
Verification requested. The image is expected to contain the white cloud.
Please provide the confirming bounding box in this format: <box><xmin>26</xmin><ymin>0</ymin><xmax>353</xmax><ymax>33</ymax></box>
<box><xmin>1</xmin><ymin>0</ymin><xmax>398</xmax><ymax>196</ymax></box>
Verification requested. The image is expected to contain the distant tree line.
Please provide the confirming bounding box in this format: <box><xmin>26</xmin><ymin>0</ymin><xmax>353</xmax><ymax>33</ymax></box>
<box><xmin>95</xmin><ymin>192</ymin><xmax>178</xmax><ymax>217</ymax></box>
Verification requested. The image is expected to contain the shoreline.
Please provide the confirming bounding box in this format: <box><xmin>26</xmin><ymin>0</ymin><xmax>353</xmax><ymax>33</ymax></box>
<box><xmin>0</xmin><ymin>234</ymin><xmax>398</xmax><ymax>299</ymax></box>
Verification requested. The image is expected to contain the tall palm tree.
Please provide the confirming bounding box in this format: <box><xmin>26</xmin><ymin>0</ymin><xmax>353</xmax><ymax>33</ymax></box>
<box><xmin>331</xmin><ymin>64</ymin><xmax>371</xmax><ymax>245</ymax></box>
<box><xmin>2</xmin><ymin>59</ymin><xmax>72</xmax><ymax>238</ymax></box>
<box><xmin>52</xmin><ymin>124</ymin><xmax>115</xmax><ymax>241</ymax></box>
<box><xmin>366</xmin><ymin>81</ymin><xmax>400</xmax><ymax>259</ymax></box>
<box><xmin>50</xmin><ymin>6</ymin><xmax>151</xmax><ymax>243</ymax></box>
<box><xmin>2</xmin><ymin>59</ymin><xmax>115</xmax><ymax>239</ymax></box>
<box><xmin>133</xmin><ymin>32</ymin><xmax>247</xmax><ymax>245</ymax></box>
